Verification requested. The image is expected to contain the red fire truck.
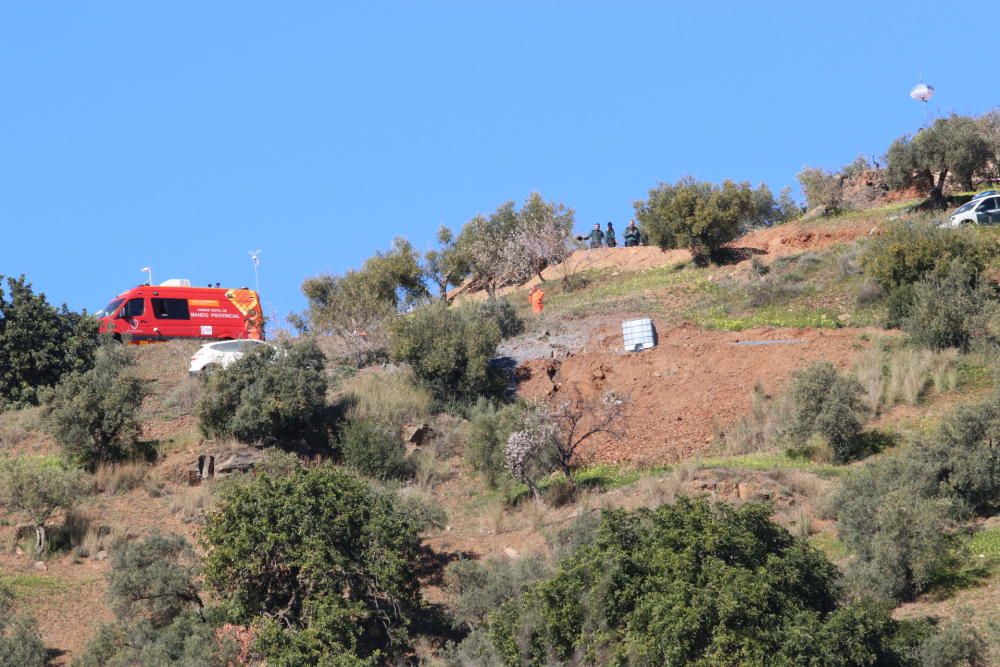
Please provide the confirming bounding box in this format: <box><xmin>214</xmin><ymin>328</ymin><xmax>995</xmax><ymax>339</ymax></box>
<box><xmin>96</xmin><ymin>279</ymin><xmax>264</xmax><ymax>343</ymax></box>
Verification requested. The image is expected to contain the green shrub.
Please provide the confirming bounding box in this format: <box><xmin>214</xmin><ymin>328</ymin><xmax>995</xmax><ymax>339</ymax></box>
<box><xmin>0</xmin><ymin>274</ymin><xmax>100</xmax><ymax>410</ymax></box>
<box><xmin>338</xmin><ymin>417</ymin><xmax>411</xmax><ymax>480</ymax></box>
<box><xmin>841</xmin><ymin>487</ymin><xmax>963</xmax><ymax>601</ymax></box>
<box><xmin>42</xmin><ymin>344</ymin><xmax>147</xmax><ymax>469</ymax></box>
<box><xmin>107</xmin><ymin>533</ymin><xmax>203</xmax><ymax>628</ymax></box>
<box><xmin>443</xmin><ymin>556</ymin><xmax>549</xmax><ymax>631</ymax></box>
<box><xmin>861</xmin><ymin>221</ymin><xmax>989</xmax><ymax>291</ymax></box>
<box><xmin>196</xmin><ymin>339</ymin><xmax>328</xmax><ymax>448</ymax></box>
<box><xmin>904</xmin><ymin>260</ymin><xmax>990</xmax><ymax>351</ymax></box>
<box><xmin>73</xmin><ymin>612</ymin><xmax>234</xmax><ymax>667</ymax></box>
<box><xmin>633</xmin><ymin>177</ymin><xmax>759</xmax><ymax>261</ymax></box>
<box><xmin>478</xmin><ymin>498</ymin><xmax>920</xmax><ymax>666</ymax></box>
<box><xmin>915</xmin><ymin>616</ymin><xmax>988</xmax><ymax>667</ymax></box>
<box><xmin>203</xmin><ymin>464</ymin><xmax>424</xmax><ymax>664</ymax></box>
<box><xmin>787</xmin><ymin>362</ymin><xmax>867</xmax><ymax>463</ymax></box>
<box><xmin>75</xmin><ymin>533</ymin><xmax>234</xmax><ymax>667</ymax></box>
<box><xmin>474</xmin><ymin>298</ymin><xmax>525</xmax><ymax>339</ymax></box>
<box><xmin>910</xmin><ymin>396</ymin><xmax>1000</xmax><ymax>514</ymax></box>
<box><xmin>465</xmin><ymin>400</ymin><xmax>529</xmax><ymax>489</ymax></box>
<box><xmin>390</xmin><ymin>302</ymin><xmax>504</xmax><ymax>404</ymax></box>
<box><xmin>0</xmin><ymin>584</ymin><xmax>46</xmax><ymax>667</ymax></box>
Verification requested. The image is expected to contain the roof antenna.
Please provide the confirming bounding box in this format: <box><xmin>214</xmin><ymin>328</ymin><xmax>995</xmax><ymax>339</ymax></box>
<box><xmin>140</xmin><ymin>267</ymin><xmax>152</xmax><ymax>285</ymax></box>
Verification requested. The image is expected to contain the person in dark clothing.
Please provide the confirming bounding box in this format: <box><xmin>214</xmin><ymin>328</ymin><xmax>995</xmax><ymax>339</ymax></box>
<box><xmin>606</xmin><ymin>222</ymin><xmax>617</xmax><ymax>248</ymax></box>
<box><xmin>586</xmin><ymin>223</ymin><xmax>605</xmax><ymax>249</ymax></box>
<box><xmin>624</xmin><ymin>219</ymin><xmax>641</xmax><ymax>247</ymax></box>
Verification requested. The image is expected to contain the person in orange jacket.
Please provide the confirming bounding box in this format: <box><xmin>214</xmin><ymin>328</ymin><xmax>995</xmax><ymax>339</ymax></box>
<box><xmin>529</xmin><ymin>284</ymin><xmax>545</xmax><ymax>313</ymax></box>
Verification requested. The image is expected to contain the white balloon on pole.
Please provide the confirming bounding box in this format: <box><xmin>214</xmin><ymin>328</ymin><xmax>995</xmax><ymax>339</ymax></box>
<box><xmin>909</xmin><ymin>82</ymin><xmax>934</xmax><ymax>103</ymax></box>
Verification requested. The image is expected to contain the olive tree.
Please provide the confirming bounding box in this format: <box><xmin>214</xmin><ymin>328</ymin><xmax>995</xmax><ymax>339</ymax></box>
<box><xmin>42</xmin><ymin>343</ymin><xmax>147</xmax><ymax>469</ymax></box>
<box><xmin>0</xmin><ymin>456</ymin><xmax>87</xmax><ymax>553</ymax></box>
<box><xmin>298</xmin><ymin>237</ymin><xmax>427</xmax><ymax>364</ymax></box>
<box><xmin>634</xmin><ymin>177</ymin><xmax>758</xmax><ymax>262</ymax></box>
<box><xmin>886</xmin><ymin>114</ymin><xmax>993</xmax><ymax>202</ymax></box>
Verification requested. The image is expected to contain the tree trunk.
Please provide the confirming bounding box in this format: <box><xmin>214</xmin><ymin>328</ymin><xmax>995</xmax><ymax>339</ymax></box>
<box><xmin>35</xmin><ymin>525</ymin><xmax>46</xmax><ymax>554</ymax></box>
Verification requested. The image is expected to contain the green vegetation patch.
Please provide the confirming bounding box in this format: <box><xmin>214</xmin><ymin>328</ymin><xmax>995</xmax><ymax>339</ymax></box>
<box><xmin>0</xmin><ymin>574</ymin><xmax>71</xmax><ymax>597</ymax></box>
<box><xmin>697</xmin><ymin>304</ymin><xmax>843</xmax><ymax>331</ymax></box>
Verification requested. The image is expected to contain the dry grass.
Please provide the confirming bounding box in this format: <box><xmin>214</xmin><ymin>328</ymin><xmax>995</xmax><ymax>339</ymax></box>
<box><xmin>170</xmin><ymin>482</ymin><xmax>217</xmax><ymax>523</ymax></box>
<box><xmin>92</xmin><ymin>462</ymin><xmax>150</xmax><ymax>496</ymax></box>
<box><xmin>339</xmin><ymin>367</ymin><xmax>433</xmax><ymax>428</ymax></box>
<box><xmin>477</xmin><ymin>497</ymin><xmax>507</xmax><ymax>536</ymax></box>
<box><xmin>0</xmin><ymin>408</ymin><xmax>37</xmax><ymax>448</ymax></box>
<box><xmin>854</xmin><ymin>340</ymin><xmax>959</xmax><ymax>416</ymax></box>
<box><xmin>718</xmin><ymin>384</ymin><xmax>792</xmax><ymax>455</ymax></box>
<box><xmin>163</xmin><ymin>376</ymin><xmax>201</xmax><ymax>416</ymax></box>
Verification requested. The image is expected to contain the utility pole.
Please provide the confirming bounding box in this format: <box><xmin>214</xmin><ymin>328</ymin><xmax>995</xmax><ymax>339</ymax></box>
<box><xmin>248</xmin><ymin>250</ymin><xmax>262</xmax><ymax>294</ymax></box>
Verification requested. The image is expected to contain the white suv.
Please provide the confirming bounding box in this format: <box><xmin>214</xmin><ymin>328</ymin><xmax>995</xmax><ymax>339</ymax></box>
<box><xmin>189</xmin><ymin>339</ymin><xmax>273</xmax><ymax>374</ymax></box>
<box><xmin>943</xmin><ymin>194</ymin><xmax>1000</xmax><ymax>228</ymax></box>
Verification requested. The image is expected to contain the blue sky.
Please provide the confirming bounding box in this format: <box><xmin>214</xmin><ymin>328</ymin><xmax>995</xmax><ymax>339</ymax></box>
<box><xmin>1</xmin><ymin>1</ymin><xmax>996</xmax><ymax>324</ymax></box>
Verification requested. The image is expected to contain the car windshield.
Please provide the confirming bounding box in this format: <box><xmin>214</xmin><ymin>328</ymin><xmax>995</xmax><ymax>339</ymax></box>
<box><xmin>94</xmin><ymin>299</ymin><xmax>123</xmax><ymax>318</ymax></box>
<box><xmin>953</xmin><ymin>201</ymin><xmax>976</xmax><ymax>215</ymax></box>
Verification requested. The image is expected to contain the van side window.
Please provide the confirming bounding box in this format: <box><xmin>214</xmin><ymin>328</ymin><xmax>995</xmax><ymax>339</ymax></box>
<box><xmin>151</xmin><ymin>298</ymin><xmax>190</xmax><ymax>320</ymax></box>
<box><xmin>124</xmin><ymin>298</ymin><xmax>145</xmax><ymax>318</ymax></box>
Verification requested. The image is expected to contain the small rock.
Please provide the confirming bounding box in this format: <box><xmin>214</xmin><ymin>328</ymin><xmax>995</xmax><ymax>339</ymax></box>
<box><xmin>14</xmin><ymin>546</ymin><xmax>24</xmax><ymax>557</ymax></box>
<box><xmin>503</xmin><ymin>547</ymin><xmax>520</xmax><ymax>559</ymax></box>
<box><xmin>95</xmin><ymin>550</ymin><xmax>109</xmax><ymax>561</ymax></box>
<box><xmin>32</xmin><ymin>561</ymin><xmax>47</xmax><ymax>571</ymax></box>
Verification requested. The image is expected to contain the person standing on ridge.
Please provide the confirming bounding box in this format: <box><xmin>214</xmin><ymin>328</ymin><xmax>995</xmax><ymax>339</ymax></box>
<box><xmin>586</xmin><ymin>223</ymin><xmax>605</xmax><ymax>249</ymax></box>
<box><xmin>528</xmin><ymin>284</ymin><xmax>545</xmax><ymax>313</ymax></box>
<box><xmin>624</xmin><ymin>220</ymin><xmax>641</xmax><ymax>247</ymax></box>
<box><xmin>606</xmin><ymin>222</ymin><xmax>617</xmax><ymax>248</ymax></box>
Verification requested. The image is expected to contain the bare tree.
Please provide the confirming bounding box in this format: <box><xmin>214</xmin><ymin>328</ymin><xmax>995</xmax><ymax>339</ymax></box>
<box><xmin>547</xmin><ymin>390</ymin><xmax>628</xmax><ymax>485</ymax></box>
<box><xmin>505</xmin><ymin>390</ymin><xmax>628</xmax><ymax>500</ymax></box>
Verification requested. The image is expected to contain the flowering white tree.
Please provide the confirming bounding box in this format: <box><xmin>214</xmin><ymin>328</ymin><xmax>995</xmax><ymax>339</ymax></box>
<box><xmin>505</xmin><ymin>390</ymin><xmax>628</xmax><ymax>500</ymax></box>
<box><xmin>505</xmin><ymin>193</ymin><xmax>576</xmax><ymax>284</ymax></box>
<box><xmin>457</xmin><ymin>193</ymin><xmax>576</xmax><ymax>299</ymax></box>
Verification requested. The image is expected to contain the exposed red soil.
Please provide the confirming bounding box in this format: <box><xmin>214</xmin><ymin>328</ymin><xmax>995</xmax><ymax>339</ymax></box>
<box><xmin>738</xmin><ymin>216</ymin><xmax>880</xmax><ymax>258</ymax></box>
<box><xmin>516</xmin><ymin>322</ymin><xmax>872</xmax><ymax>464</ymax></box>
<box><xmin>453</xmin><ymin>214</ymin><xmax>885</xmax><ymax>303</ymax></box>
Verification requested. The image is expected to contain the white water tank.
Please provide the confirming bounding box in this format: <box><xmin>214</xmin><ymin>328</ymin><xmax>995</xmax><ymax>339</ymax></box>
<box><xmin>622</xmin><ymin>318</ymin><xmax>656</xmax><ymax>352</ymax></box>
<box><xmin>160</xmin><ymin>278</ymin><xmax>192</xmax><ymax>287</ymax></box>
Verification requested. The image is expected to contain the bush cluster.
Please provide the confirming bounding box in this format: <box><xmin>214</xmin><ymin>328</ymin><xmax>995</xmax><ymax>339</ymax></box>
<box><xmin>633</xmin><ymin>177</ymin><xmax>764</xmax><ymax>261</ymax></box>
<box><xmin>42</xmin><ymin>344</ymin><xmax>147</xmax><ymax>470</ymax></box>
<box><xmin>390</xmin><ymin>302</ymin><xmax>504</xmax><ymax>405</ymax></box>
<box><xmin>0</xmin><ymin>584</ymin><xmax>46</xmax><ymax>667</ymax></box>
<box><xmin>465</xmin><ymin>399</ymin><xmax>530</xmax><ymax>489</ymax></box>
<box><xmin>860</xmin><ymin>221</ymin><xmax>995</xmax><ymax>336</ymax></box>
<box><xmin>836</xmin><ymin>392</ymin><xmax>1000</xmax><ymax>601</ymax></box>
<box><xmin>75</xmin><ymin>533</ymin><xmax>234</xmax><ymax>667</ymax></box>
<box><xmin>786</xmin><ymin>362</ymin><xmax>867</xmax><ymax>463</ymax></box>
<box><xmin>0</xmin><ymin>274</ymin><xmax>99</xmax><ymax>410</ymax></box>
<box><xmin>338</xmin><ymin>417</ymin><xmax>411</xmax><ymax>480</ymax></box>
<box><xmin>903</xmin><ymin>259</ymin><xmax>991</xmax><ymax>351</ymax></box>
<box><xmin>473</xmin><ymin>298</ymin><xmax>525</xmax><ymax>339</ymax></box>
<box><xmin>196</xmin><ymin>339</ymin><xmax>328</xmax><ymax>448</ymax></box>
<box><xmin>461</xmin><ymin>497</ymin><xmax>926</xmax><ymax>666</ymax></box>
<box><xmin>203</xmin><ymin>464</ymin><xmax>425</xmax><ymax>665</ymax></box>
